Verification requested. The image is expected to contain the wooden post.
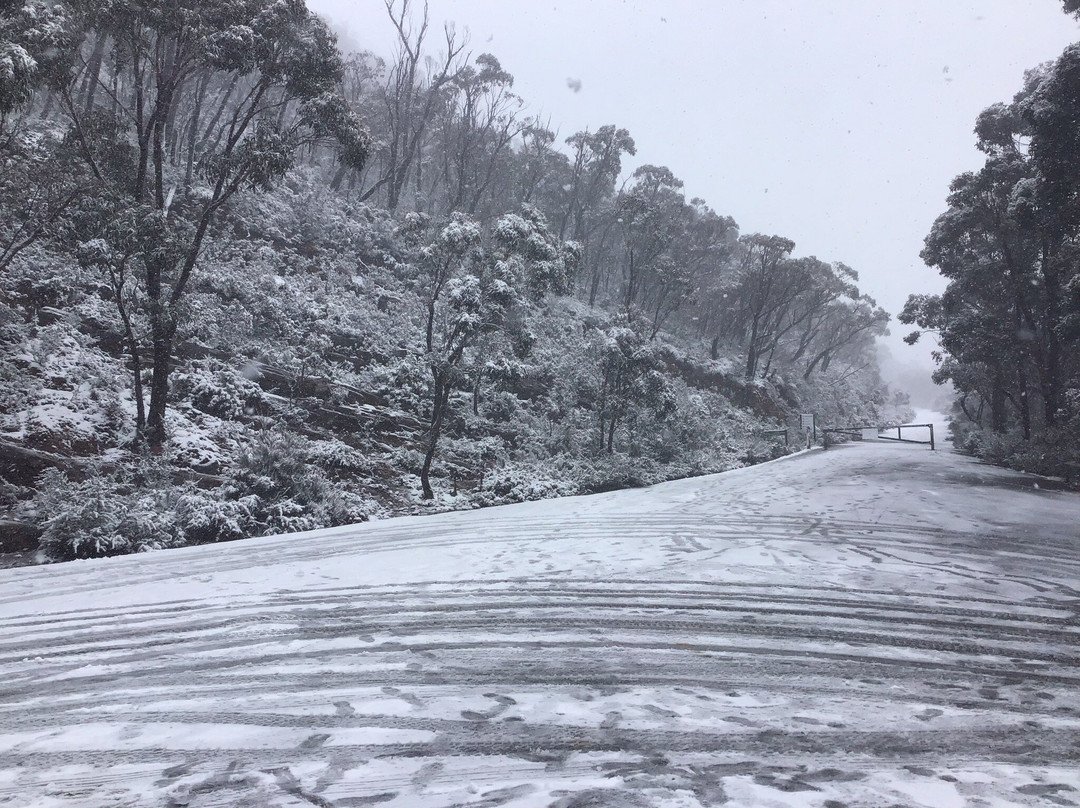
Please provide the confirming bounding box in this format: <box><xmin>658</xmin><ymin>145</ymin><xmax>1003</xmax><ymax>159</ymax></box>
<box><xmin>929</xmin><ymin>423</ymin><xmax>935</xmax><ymax>451</ymax></box>
<box><xmin>897</xmin><ymin>425</ymin><xmax>902</xmax><ymax>440</ymax></box>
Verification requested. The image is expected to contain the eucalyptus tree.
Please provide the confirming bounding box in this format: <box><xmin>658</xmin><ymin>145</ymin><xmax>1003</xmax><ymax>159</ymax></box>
<box><xmin>513</xmin><ymin>122</ymin><xmax>570</xmax><ymax>212</ymax></box>
<box><xmin>0</xmin><ymin>0</ymin><xmax>36</xmax><ymax>127</ymax></box>
<box><xmin>904</xmin><ymin>54</ymin><xmax>1080</xmax><ymax>436</ymax></box>
<box><xmin>0</xmin><ymin>0</ymin><xmax>85</xmax><ymax>275</ymax></box>
<box><xmin>723</xmin><ymin>234</ymin><xmax>797</xmax><ymax>379</ymax></box>
<box><xmin>587</xmin><ymin>325</ymin><xmax>676</xmax><ymax>455</ymax></box>
<box><xmin>0</xmin><ymin>126</ymin><xmax>91</xmax><ymax>276</ymax></box>
<box><xmin>612</xmin><ymin>164</ymin><xmax>692</xmax><ymax>330</ymax></box>
<box><xmin>797</xmin><ymin>286</ymin><xmax>889</xmax><ymax>381</ymax></box>
<box><xmin>907</xmin><ymin>160</ymin><xmax>1040</xmax><ymax>435</ymax></box>
<box><xmin>412</xmin><ymin>206</ymin><xmax>577</xmax><ymax>498</ymax></box>
<box><xmin>559</xmin><ymin>125</ymin><xmax>635</xmax><ymax>303</ymax></box>
<box><xmin>1014</xmin><ymin>46</ymin><xmax>1080</xmax><ymax>425</ymax></box>
<box><xmin>57</xmin><ymin>0</ymin><xmax>370</xmax><ymax>447</ymax></box>
<box><xmin>643</xmin><ymin>200</ymin><xmax>738</xmax><ymax>342</ymax></box>
<box><xmin>360</xmin><ymin>0</ymin><xmax>466</xmax><ymax>213</ymax></box>
<box><xmin>433</xmin><ymin>53</ymin><xmax>523</xmax><ymax>217</ymax></box>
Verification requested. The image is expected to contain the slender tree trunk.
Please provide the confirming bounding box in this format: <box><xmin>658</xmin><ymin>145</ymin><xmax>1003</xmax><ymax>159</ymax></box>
<box><xmin>420</xmin><ymin>374</ymin><xmax>449</xmax><ymax>499</ymax></box>
<box><xmin>959</xmin><ymin>394</ymin><xmax>979</xmax><ymax>424</ymax></box>
<box><xmin>588</xmin><ymin>258</ymin><xmax>602</xmax><ymax>307</ymax></box>
<box><xmin>153</xmin><ymin>116</ymin><xmax>167</xmax><ymax>209</ymax></box>
<box><xmin>745</xmin><ymin>309</ymin><xmax>762</xmax><ymax>380</ymax></box>
<box><xmin>39</xmin><ymin>91</ymin><xmax>56</xmax><ymax>119</ymax></box>
<box><xmin>471</xmin><ymin>369</ymin><xmax>482</xmax><ymax>415</ymax></box>
<box><xmin>329</xmin><ymin>161</ymin><xmax>349</xmax><ymax>191</ymax></box>
<box><xmin>1040</xmin><ymin>242</ymin><xmax>1062</xmax><ymax>426</ymax></box>
<box><xmin>145</xmin><ymin>319</ymin><xmax>176</xmax><ymax>450</ymax></box>
<box><xmin>82</xmin><ymin>35</ymin><xmax>107</xmax><ymax>115</ymax></box>
<box><xmin>1018</xmin><ymin>366</ymin><xmax>1031</xmax><ymax>441</ymax></box>
<box><xmin>113</xmin><ymin>284</ymin><xmax>146</xmax><ymax>438</ymax></box>
<box><xmin>990</xmin><ymin>370</ymin><xmax>1007</xmax><ymax>433</ymax></box>
<box><xmin>425</xmin><ymin>300</ymin><xmax>436</xmax><ymax>353</ymax></box>
<box><xmin>744</xmin><ymin>338</ymin><xmax>758</xmax><ymax>380</ymax></box>
<box><xmin>184</xmin><ymin>72</ymin><xmax>209</xmax><ymax>186</ymax></box>
<box><xmin>129</xmin><ymin>340</ymin><xmax>146</xmax><ymax>439</ymax></box>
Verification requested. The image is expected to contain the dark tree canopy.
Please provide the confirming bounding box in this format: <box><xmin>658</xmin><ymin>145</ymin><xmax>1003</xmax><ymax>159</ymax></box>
<box><xmin>903</xmin><ymin>40</ymin><xmax>1080</xmax><ymax>461</ymax></box>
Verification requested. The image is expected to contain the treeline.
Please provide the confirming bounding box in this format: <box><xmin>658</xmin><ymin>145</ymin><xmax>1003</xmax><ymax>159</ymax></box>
<box><xmin>902</xmin><ymin>6</ymin><xmax>1080</xmax><ymax>477</ymax></box>
<box><xmin>0</xmin><ymin>0</ymin><xmax>905</xmax><ymax>561</ymax></box>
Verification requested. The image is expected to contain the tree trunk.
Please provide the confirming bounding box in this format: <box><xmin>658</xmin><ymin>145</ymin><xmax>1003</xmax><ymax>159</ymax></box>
<box><xmin>114</xmin><ymin>291</ymin><xmax>146</xmax><ymax>438</ymax></box>
<box><xmin>184</xmin><ymin>72</ymin><xmax>209</xmax><ymax>187</ymax></box>
<box><xmin>123</xmin><ymin>335</ymin><xmax>146</xmax><ymax>440</ymax></box>
<box><xmin>425</xmin><ymin>300</ymin><xmax>436</xmax><ymax>353</ymax></box>
<box><xmin>329</xmin><ymin>161</ymin><xmax>349</xmax><ymax>191</ymax></box>
<box><xmin>1040</xmin><ymin>243</ymin><xmax>1062</xmax><ymax>426</ymax></box>
<box><xmin>588</xmin><ymin>259</ymin><xmax>601</xmax><ymax>307</ymax></box>
<box><xmin>420</xmin><ymin>374</ymin><xmax>450</xmax><ymax>500</ymax></box>
<box><xmin>471</xmin><ymin>369</ymin><xmax>482</xmax><ymax>415</ymax></box>
<box><xmin>990</xmin><ymin>370</ymin><xmax>1007</xmax><ymax>433</ymax></box>
<box><xmin>1015</xmin><ymin>365</ymin><xmax>1032</xmax><ymax>442</ymax></box>
<box><xmin>745</xmin><ymin>313</ymin><xmax>761</xmax><ymax>380</ymax></box>
<box><xmin>144</xmin><ymin>322</ymin><xmax>175</xmax><ymax>450</ymax></box>
<box><xmin>82</xmin><ymin>35</ymin><xmax>107</xmax><ymax>115</ymax></box>
<box><xmin>744</xmin><ymin>342</ymin><xmax>757</xmax><ymax>381</ymax></box>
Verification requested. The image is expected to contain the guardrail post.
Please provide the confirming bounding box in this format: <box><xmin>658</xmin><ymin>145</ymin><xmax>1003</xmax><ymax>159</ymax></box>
<box><xmin>929</xmin><ymin>423</ymin><xmax>935</xmax><ymax>451</ymax></box>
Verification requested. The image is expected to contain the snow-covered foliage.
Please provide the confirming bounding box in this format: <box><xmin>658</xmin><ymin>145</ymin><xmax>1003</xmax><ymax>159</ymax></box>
<box><xmin>174</xmin><ymin>360</ymin><xmax>268</xmax><ymax>420</ymax></box>
<box><xmin>0</xmin><ymin>5</ymin><xmax>914</xmax><ymax>562</ymax></box>
<box><xmin>36</xmin><ymin>462</ymin><xmax>206</xmax><ymax>560</ymax></box>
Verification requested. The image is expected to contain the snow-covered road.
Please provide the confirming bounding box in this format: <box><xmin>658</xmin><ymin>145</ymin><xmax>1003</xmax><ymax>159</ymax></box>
<box><xmin>1</xmin><ymin>440</ymin><xmax>1079</xmax><ymax>807</ymax></box>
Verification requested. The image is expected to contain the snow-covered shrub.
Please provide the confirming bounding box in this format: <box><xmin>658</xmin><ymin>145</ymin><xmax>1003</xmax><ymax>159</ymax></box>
<box><xmin>740</xmin><ymin>435</ymin><xmax>790</xmax><ymax>464</ymax></box>
<box><xmin>225</xmin><ymin>429</ymin><xmax>373</xmax><ymax>534</ymax></box>
<box><xmin>174</xmin><ymin>491</ymin><xmax>255</xmax><ymax>545</ymax></box>
<box><xmin>573</xmin><ymin>453</ymin><xmax>662</xmax><ymax>494</ymax></box>
<box><xmin>164</xmin><ymin>412</ymin><xmax>236</xmax><ymax>473</ymax></box>
<box><xmin>307</xmin><ymin>438</ymin><xmax>372</xmax><ymax>473</ymax></box>
<box><xmin>34</xmin><ymin>430</ymin><xmax>381</xmax><ymax>560</ymax></box>
<box><xmin>36</xmin><ymin>465</ymin><xmax>186</xmax><ymax>560</ymax></box>
<box><xmin>482</xmin><ymin>390</ymin><xmax>520</xmax><ymax>423</ymax></box>
<box><xmin>173</xmin><ymin>360</ymin><xmax>266</xmax><ymax>419</ymax></box>
<box><xmin>962</xmin><ymin>421</ymin><xmax>1080</xmax><ymax>482</ymax></box>
<box><xmin>371</xmin><ymin>356</ymin><xmax>427</xmax><ymax>411</ymax></box>
<box><xmin>470</xmin><ymin>462</ymin><xmax>578</xmax><ymax>507</ymax></box>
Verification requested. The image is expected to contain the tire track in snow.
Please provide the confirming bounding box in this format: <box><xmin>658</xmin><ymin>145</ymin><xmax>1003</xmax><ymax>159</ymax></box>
<box><xmin>1</xmin><ymin>442</ymin><xmax>1079</xmax><ymax>807</ymax></box>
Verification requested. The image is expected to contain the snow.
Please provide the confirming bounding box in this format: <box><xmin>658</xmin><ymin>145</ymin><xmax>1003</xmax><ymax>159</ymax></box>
<box><xmin>1</xmin><ymin>437</ymin><xmax>1078</xmax><ymax>806</ymax></box>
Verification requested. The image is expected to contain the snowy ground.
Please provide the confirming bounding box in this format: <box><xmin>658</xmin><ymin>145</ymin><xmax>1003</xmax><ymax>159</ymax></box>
<box><xmin>1</xmin><ymin>436</ymin><xmax>1079</xmax><ymax>808</ymax></box>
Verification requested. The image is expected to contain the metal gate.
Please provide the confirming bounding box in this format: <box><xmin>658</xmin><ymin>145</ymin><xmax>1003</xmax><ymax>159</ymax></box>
<box><xmin>822</xmin><ymin>423</ymin><xmax>935</xmax><ymax>450</ymax></box>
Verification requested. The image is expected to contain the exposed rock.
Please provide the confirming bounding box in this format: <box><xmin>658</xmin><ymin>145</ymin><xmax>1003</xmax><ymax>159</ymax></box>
<box><xmin>0</xmin><ymin>520</ymin><xmax>42</xmax><ymax>553</ymax></box>
<box><xmin>0</xmin><ymin>438</ymin><xmax>79</xmax><ymax>486</ymax></box>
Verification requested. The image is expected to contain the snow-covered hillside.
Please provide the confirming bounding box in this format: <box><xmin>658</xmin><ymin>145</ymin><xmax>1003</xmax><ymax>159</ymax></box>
<box><xmin>1</xmin><ymin>440</ymin><xmax>1078</xmax><ymax>807</ymax></box>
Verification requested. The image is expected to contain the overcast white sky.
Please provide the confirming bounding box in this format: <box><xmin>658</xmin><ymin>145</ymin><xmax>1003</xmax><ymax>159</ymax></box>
<box><xmin>307</xmin><ymin>0</ymin><xmax>1079</xmax><ymax>374</ymax></box>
